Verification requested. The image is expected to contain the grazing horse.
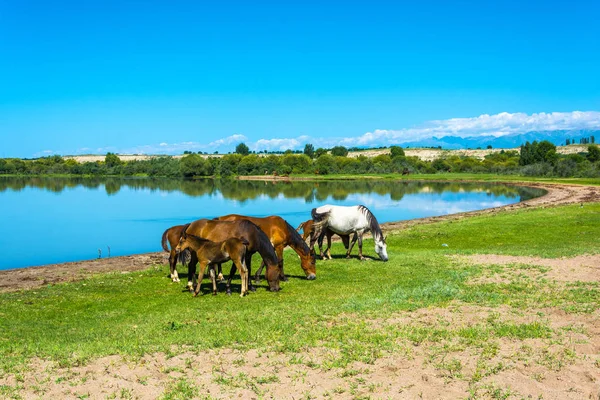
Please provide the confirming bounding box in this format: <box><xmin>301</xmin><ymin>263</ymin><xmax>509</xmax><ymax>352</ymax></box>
<box><xmin>175</xmin><ymin>232</ymin><xmax>249</xmax><ymax>297</ymax></box>
<box><xmin>216</xmin><ymin>214</ymin><xmax>316</xmax><ymax>282</ymax></box>
<box><xmin>184</xmin><ymin>219</ymin><xmax>281</xmax><ymax>292</ymax></box>
<box><xmin>296</xmin><ymin>219</ymin><xmax>351</xmax><ymax>260</ymax></box>
<box><xmin>310</xmin><ymin>205</ymin><xmax>388</xmax><ymax>261</ymax></box>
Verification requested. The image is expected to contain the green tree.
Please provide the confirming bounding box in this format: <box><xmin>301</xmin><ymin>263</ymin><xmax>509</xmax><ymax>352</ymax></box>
<box><xmin>235</xmin><ymin>142</ymin><xmax>250</xmax><ymax>156</ymax></box>
<box><xmin>315</xmin><ymin>147</ymin><xmax>327</xmax><ymax>158</ymax></box>
<box><xmin>330</xmin><ymin>146</ymin><xmax>348</xmax><ymax>157</ymax></box>
<box><xmin>105</xmin><ymin>152</ymin><xmax>121</xmax><ymax>168</ymax></box>
<box><xmin>303</xmin><ymin>143</ymin><xmax>315</xmax><ymax>158</ymax></box>
<box><xmin>587</xmin><ymin>144</ymin><xmax>600</xmax><ymax>162</ymax></box>
<box><xmin>390</xmin><ymin>146</ymin><xmax>405</xmax><ymax>159</ymax></box>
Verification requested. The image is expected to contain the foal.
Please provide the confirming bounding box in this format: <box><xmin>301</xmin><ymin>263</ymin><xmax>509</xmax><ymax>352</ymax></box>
<box><xmin>296</xmin><ymin>219</ymin><xmax>350</xmax><ymax>260</ymax></box>
<box><xmin>175</xmin><ymin>233</ymin><xmax>249</xmax><ymax>297</ymax></box>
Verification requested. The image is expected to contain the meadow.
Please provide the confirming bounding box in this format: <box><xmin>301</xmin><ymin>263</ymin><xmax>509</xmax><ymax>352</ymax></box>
<box><xmin>1</xmin><ymin>199</ymin><xmax>599</xmax><ymax>398</ymax></box>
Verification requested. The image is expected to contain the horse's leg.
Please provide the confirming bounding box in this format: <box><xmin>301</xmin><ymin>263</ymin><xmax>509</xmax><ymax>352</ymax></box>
<box><xmin>357</xmin><ymin>232</ymin><xmax>365</xmax><ymax>261</ymax></box>
<box><xmin>275</xmin><ymin>246</ymin><xmax>287</xmax><ymax>281</ymax></box>
<box><xmin>246</xmin><ymin>254</ymin><xmax>256</xmax><ymax>292</ymax></box>
<box><xmin>236</xmin><ymin>257</ymin><xmax>247</xmax><ymax>297</ymax></box>
<box><xmin>187</xmin><ymin>253</ymin><xmax>198</xmax><ymax>291</ymax></box>
<box><xmin>217</xmin><ymin>264</ymin><xmax>224</xmax><ymax>282</ymax></box>
<box><xmin>209</xmin><ymin>266</ymin><xmax>217</xmax><ymax>295</ymax></box>
<box><xmin>346</xmin><ymin>233</ymin><xmax>358</xmax><ymax>259</ymax></box>
<box><xmin>193</xmin><ymin>262</ymin><xmax>208</xmax><ymax>297</ymax></box>
<box><xmin>325</xmin><ymin>232</ymin><xmax>333</xmax><ymax>260</ymax></box>
<box><xmin>254</xmin><ymin>261</ymin><xmax>265</xmax><ymax>284</ymax></box>
<box><xmin>169</xmin><ymin>249</ymin><xmax>180</xmax><ymax>282</ymax></box>
<box><xmin>316</xmin><ymin>231</ymin><xmax>325</xmax><ymax>258</ymax></box>
<box><xmin>226</xmin><ymin>262</ymin><xmax>236</xmax><ymax>295</ymax></box>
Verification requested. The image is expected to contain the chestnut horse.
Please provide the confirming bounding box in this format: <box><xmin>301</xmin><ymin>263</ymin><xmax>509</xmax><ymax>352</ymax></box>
<box><xmin>175</xmin><ymin>232</ymin><xmax>249</xmax><ymax>297</ymax></box>
<box><xmin>184</xmin><ymin>219</ymin><xmax>281</xmax><ymax>292</ymax></box>
<box><xmin>296</xmin><ymin>219</ymin><xmax>350</xmax><ymax>260</ymax></box>
<box><xmin>216</xmin><ymin>214</ymin><xmax>316</xmax><ymax>282</ymax></box>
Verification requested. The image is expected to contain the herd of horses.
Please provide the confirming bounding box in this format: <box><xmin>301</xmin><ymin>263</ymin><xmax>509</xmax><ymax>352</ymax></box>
<box><xmin>160</xmin><ymin>204</ymin><xmax>389</xmax><ymax>297</ymax></box>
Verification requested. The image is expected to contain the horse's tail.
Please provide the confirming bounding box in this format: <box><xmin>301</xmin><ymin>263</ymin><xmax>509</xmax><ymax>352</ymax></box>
<box><xmin>311</xmin><ymin>208</ymin><xmax>330</xmax><ymax>232</ymax></box>
<box><xmin>161</xmin><ymin>228</ymin><xmax>170</xmax><ymax>252</ymax></box>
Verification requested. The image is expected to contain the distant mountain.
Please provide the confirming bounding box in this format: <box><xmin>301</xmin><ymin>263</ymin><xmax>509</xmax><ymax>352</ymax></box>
<box><xmin>399</xmin><ymin>130</ymin><xmax>599</xmax><ymax>149</ymax></box>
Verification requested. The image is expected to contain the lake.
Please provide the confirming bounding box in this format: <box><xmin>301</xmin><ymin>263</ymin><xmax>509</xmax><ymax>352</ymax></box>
<box><xmin>0</xmin><ymin>177</ymin><xmax>545</xmax><ymax>270</ymax></box>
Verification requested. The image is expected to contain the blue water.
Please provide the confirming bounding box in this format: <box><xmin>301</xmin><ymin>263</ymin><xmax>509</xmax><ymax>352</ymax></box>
<box><xmin>0</xmin><ymin>178</ymin><xmax>544</xmax><ymax>270</ymax></box>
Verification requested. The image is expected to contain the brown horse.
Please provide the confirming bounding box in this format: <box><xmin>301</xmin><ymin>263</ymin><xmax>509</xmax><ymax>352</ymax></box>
<box><xmin>184</xmin><ymin>219</ymin><xmax>281</xmax><ymax>292</ymax></box>
<box><xmin>175</xmin><ymin>232</ymin><xmax>249</xmax><ymax>297</ymax></box>
<box><xmin>296</xmin><ymin>219</ymin><xmax>350</xmax><ymax>260</ymax></box>
<box><xmin>217</xmin><ymin>214</ymin><xmax>316</xmax><ymax>282</ymax></box>
<box><xmin>162</xmin><ymin>224</ymin><xmax>225</xmax><ymax>283</ymax></box>
<box><xmin>161</xmin><ymin>224</ymin><xmax>187</xmax><ymax>282</ymax></box>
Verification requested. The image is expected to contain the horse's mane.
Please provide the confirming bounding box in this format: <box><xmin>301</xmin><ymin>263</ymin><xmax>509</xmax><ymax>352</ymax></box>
<box><xmin>241</xmin><ymin>219</ymin><xmax>279</xmax><ymax>266</ymax></box>
<box><xmin>285</xmin><ymin>221</ymin><xmax>311</xmax><ymax>254</ymax></box>
<box><xmin>357</xmin><ymin>205</ymin><xmax>384</xmax><ymax>242</ymax></box>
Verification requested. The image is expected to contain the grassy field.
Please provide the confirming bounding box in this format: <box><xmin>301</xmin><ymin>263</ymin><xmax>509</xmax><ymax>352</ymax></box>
<box><xmin>1</xmin><ymin>202</ymin><xmax>599</xmax><ymax>398</ymax></box>
<box><xmin>289</xmin><ymin>172</ymin><xmax>600</xmax><ymax>186</ymax></box>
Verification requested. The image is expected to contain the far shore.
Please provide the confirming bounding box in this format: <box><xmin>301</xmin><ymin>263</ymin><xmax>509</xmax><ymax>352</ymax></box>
<box><xmin>1</xmin><ymin>180</ymin><xmax>598</xmax><ymax>292</ymax></box>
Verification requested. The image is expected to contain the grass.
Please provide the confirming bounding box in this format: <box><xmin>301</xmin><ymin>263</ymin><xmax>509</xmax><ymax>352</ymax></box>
<box><xmin>0</xmin><ymin>202</ymin><xmax>599</xmax><ymax>381</ymax></box>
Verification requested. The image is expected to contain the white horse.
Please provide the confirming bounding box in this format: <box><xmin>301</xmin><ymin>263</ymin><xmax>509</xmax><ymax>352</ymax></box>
<box><xmin>309</xmin><ymin>205</ymin><xmax>388</xmax><ymax>261</ymax></box>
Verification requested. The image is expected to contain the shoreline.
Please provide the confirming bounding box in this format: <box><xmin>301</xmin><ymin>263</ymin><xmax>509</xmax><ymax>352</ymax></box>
<box><xmin>1</xmin><ymin>181</ymin><xmax>599</xmax><ymax>292</ymax></box>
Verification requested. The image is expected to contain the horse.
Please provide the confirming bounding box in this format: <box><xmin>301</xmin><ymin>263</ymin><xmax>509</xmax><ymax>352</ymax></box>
<box><xmin>162</xmin><ymin>224</ymin><xmax>224</xmax><ymax>283</ymax></box>
<box><xmin>216</xmin><ymin>214</ymin><xmax>316</xmax><ymax>283</ymax></box>
<box><xmin>161</xmin><ymin>224</ymin><xmax>188</xmax><ymax>282</ymax></box>
<box><xmin>310</xmin><ymin>205</ymin><xmax>388</xmax><ymax>261</ymax></box>
<box><xmin>175</xmin><ymin>232</ymin><xmax>249</xmax><ymax>297</ymax></box>
<box><xmin>184</xmin><ymin>219</ymin><xmax>281</xmax><ymax>292</ymax></box>
<box><xmin>296</xmin><ymin>219</ymin><xmax>351</xmax><ymax>260</ymax></box>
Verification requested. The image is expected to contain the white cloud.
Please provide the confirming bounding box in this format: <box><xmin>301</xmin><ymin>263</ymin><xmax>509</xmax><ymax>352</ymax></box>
<box><xmin>349</xmin><ymin>111</ymin><xmax>600</xmax><ymax>146</ymax></box>
<box><xmin>54</xmin><ymin>111</ymin><xmax>600</xmax><ymax>156</ymax></box>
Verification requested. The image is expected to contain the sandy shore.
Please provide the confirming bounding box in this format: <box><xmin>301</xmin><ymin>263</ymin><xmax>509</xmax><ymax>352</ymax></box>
<box><xmin>1</xmin><ymin>181</ymin><xmax>598</xmax><ymax>292</ymax></box>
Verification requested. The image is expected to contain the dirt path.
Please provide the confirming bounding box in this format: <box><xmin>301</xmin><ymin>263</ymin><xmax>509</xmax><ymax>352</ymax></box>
<box><xmin>1</xmin><ymin>182</ymin><xmax>598</xmax><ymax>293</ymax></box>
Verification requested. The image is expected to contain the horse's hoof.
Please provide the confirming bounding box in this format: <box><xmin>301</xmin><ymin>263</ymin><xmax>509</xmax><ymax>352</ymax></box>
<box><xmin>226</xmin><ymin>289</ymin><xmax>232</xmax><ymax>295</ymax></box>
<box><xmin>212</xmin><ymin>292</ymin><xmax>217</xmax><ymax>296</ymax></box>
<box><xmin>280</xmin><ymin>275</ymin><xmax>289</xmax><ymax>282</ymax></box>
<box><xmin>250</xmin><ymin>286</ymin><xmax>257</xmax><ymax>292</ymax></box>
<box><xmin>306</xmin><ymin>274</ymin><xmax>316</xmax><ymax>280</ymax></box>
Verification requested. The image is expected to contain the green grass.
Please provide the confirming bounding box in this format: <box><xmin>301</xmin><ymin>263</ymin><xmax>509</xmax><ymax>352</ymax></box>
<box><xmin>0</xmin><ymin>202</ymin><xmax>599</xmax><ymax>374</ymax></box>
<box><xmin>290</xmin><ymin>172</ymin><xmax>600</xmax><ymax>186</ymax></box>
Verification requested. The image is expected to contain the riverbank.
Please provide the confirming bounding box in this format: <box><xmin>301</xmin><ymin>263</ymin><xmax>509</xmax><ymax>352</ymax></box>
<box><xmin>1</xmin><ymin>181</ymin><xmax>598</xmax><ymax>292</ymax></box>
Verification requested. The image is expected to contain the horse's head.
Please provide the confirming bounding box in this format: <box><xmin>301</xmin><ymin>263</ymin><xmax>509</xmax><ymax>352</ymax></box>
<box><xmin>175</xmin><ymin>232</ymin><xmax>190</xmax><ymax>254</ymax></box>
<box><xmin>299</xmin><ymin>251</ymin><xmax>317</xmax><ymax>280</ymax></box>
<box><xmin>265</xmin><ymin>261</ymin><xmax>281</xmax><ymax>292</ymax></box>
<box><xmin>375</xmin><ymin>236</ymin><xmax>388</xmax><ymax>262</ymax></box>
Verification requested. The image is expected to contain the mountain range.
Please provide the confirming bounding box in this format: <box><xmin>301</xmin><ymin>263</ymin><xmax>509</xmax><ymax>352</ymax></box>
<box><xmin>399</xmin><ymin>130</ymin><xmax>598</xmax><ymax>150</ymax></box>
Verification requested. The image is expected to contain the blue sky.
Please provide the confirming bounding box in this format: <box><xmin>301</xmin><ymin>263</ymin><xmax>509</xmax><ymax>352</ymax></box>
<box><xmin>1</xmin><ymin>0</ymin><xmax>599</xmax><ymax>157</ymax></box>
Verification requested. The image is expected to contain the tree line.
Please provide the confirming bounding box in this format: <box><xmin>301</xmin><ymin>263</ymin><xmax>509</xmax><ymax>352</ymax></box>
<box><xmin>1</xmin><ymin>142</ymin><xmax>599</xmax><ymax>178</ymax></box>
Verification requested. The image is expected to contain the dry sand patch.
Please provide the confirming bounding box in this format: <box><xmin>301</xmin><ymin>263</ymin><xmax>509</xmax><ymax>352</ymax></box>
<box><xmin>4</xmin><ymin>305</ymin><xmax>600</xmax><ymax>399</ymax></box>
<box><xmin>460</xmin><ymin>254</ymin><xmax>600</xmax><ymax>285</ymax></box>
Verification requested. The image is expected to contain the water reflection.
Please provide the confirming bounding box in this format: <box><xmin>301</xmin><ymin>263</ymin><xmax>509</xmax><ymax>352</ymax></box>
<box><xmin>0</xmin><ymin>177</ymin><xmax>545</xmax><ymax>203</ymax></box>
<box><xmin>0</xmin><ymin>177</ymin><xmax>546</xmax><ymax>270</ymax></box>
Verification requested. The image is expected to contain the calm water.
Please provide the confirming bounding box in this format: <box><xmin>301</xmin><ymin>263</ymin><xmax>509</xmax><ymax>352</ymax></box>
<box><xmin>0</xmin><ymin>177</ymin><xmax>545</xmax><ymax>270</ymax></box>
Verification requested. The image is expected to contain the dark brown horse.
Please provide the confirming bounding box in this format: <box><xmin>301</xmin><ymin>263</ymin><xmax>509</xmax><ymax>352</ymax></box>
<box><xmin>216</xmin><ymin>214</ymin><xmax>316</xmax><ymax>282</ymax></box>
<box><xmin>296</xmin><ymin>219</ymin><xmax>350</xmax><ymax>260</ymax></box>
<box><xmin>161</xmin><ymin>224</ymin><xmax>187</xmax><ymax>282</ymax></box>
<box><xmin>184</xmin><ymin>219</ymin><xmax>281</xmax><ymax>292</ymax></box>
<box><xmin>175</xmin><ymin>232</ymin><xmax>249</xmax><ymax>297</ymax></box>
